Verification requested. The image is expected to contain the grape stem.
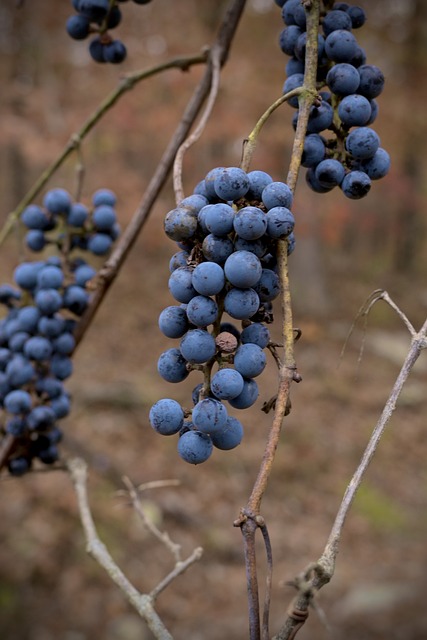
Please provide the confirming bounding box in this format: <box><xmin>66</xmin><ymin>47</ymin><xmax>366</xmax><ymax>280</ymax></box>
<box><xmin>173</xmin><ymin>46</ymin><xmax>222</xmax><ymax>204</ymax></box>
<box><xmin>240</xmin><ymin>86</ymin><xmax>317</xmax><ymax>174</ymax></box>
<box><xmin>237</xmin><ymin>2</ymin><xmax>321</xmax><ymax>639</ymax></box>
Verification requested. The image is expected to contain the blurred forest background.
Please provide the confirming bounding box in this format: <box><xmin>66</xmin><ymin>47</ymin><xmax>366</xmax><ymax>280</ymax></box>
<box><xmin>1</xmin><ymin>1</ymin><xmax>427</xmax><ymax>639</ymax></box>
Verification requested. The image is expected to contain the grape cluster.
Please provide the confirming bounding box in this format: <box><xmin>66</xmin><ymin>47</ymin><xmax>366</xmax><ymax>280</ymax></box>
<box><xmin>149</xmin><ymin>166</ymin><xmax>296</xmax><ymax>464</ymax></box>
<box><xmin>0</xmin><ymin>188</ymin><xmax>120</xmax><ymax>476</ymax></box>
<box><xmin>277</xmin><ymin>0</ymin><xmax>390</xmax><ymax>199</ymax></box>
<box><xmin>22</xmin><ymin>186</ymin><xmax>120</xmax><ymax>256</ymax></box>
<box><xmin>66</xmin><ymin>0</ymin><xmax>153</xmax><ymax>64</ymax></box>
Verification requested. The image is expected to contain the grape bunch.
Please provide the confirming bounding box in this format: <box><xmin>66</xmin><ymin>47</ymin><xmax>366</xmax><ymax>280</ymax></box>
<box><xmin>66</xmin><ymin>0</ymin><xmax>153</xmax><ymax>64</ymax></box>
<box><xmin>0</xmin><ymin>188</ymin><xmax>120</xmax><ymax>476</ymax></box>
<box><xmin>149</xmin><ymin>166</ymin><xmax>296</xmax><ymax>464</ymax></box>
<box><xmin>277</xmin><ymin>0</ymin><xmax>390</xmax><ymax>199</ymax></box>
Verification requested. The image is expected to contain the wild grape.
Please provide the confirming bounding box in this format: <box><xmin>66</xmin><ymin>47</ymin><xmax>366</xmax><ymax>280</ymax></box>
<box><xmin>0</xmin><ymin>186</ymin><xmax>121</xmax><ymax>476</ymax></box>
<box><xmin>277</xmin><ymin>1</ymin><xmax>390</xmax><ymax>199</ymax></box>
<box><xmin>151</xmin><ymin>165</ymin><xmax>296</xmax><ymax>464</ymax></box>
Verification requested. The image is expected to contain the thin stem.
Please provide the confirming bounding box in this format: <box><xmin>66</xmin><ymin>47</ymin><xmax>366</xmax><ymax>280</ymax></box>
<box><xmin>241</xmin><ymin>88</ymin><xmax>308</xmax><ymax>173</ymax></box>
<box><xmin>0</xmin><ymin>52</ymin><xmax>208</xmax><ymax>248</ymax></box>
<box><xmin>149</xmin><ymin>546</ymin><xmax>204</xmax><ymax>601</ymax></box>
<box><xmin>275</xmin><ymin>314</ymin><xmax>427</xmax><ymax>640</ymax></box>
<box><xmin>286</xmin><ymin>0</ymin><xmax>320</xmax><ymax>192</ymax></box>
<box><xmin>67</xmin><ymin>457</ymin><xmax>174</xmax><ymax>640</ymax></box>
<box><xmin>173</xmin><ymin>46</ymin><xmax>222</xmax><ymax>204</ymax></box>
<box><xmin>260</xmin><ymin>520</ymin><xmax>273</xmax><ymax>640</ymax></box>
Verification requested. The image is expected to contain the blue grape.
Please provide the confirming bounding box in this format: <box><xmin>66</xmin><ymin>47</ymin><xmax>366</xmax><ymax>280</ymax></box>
<box><xmin>103</xmin><ymin>40</ymin><xmax>127</xmax><ymax>64</ymax></box>
<box><xmin>158</xmin><ymin>348</ymin><xmax>189</xmax><ymax>383</ymax></box>
<box><xmin>186</xmin><ymin>295</ymin><xmax>218</xmax><ymax>328</ymax></box>
<box><xmin>149</xmin><ymin>399</ymin><xmax>184</xmax><ymax>436</ymax></box>
<box><xmin>224</xmin><ymin>288</ymin><xmax>260</xmax><ymax>320</ymax></box>
<box><xmin>234</xmin><ymin>236</ymin><xmax>270</xmax><ymax>259</ymax></box>
<box><xmin>262</xmin><ymin>181</ymin><xmax>293</xmax><ymax>210</ymax></box>
<box><xmin>74</xmin><ymin>264</ymin><xmax>96</xmax><ymax>287</ymax></box>
<box><xmin>322</xmin><ymin>9</ymin><xmax>352</xmax><ymax>36</ymax></box>
<box><xmin>4</xmin><ymin>389</ymin><xmax>32</xmax><ymax>414</ymax></box>
<box><xmin>37</xmin><ymin>265</ymin><xmax>64</xmax><ymax>290</ymax></box>
<box><xmin>347</xmin><ymin>6</ymin><xmax>366</xmax><ymax>29</ymax></box>
<box><xmin>89</xmin><ymin>38</ymin><xmax>107</xmax><ymax>63</ymax></box>
<box><xmin>14</xmin><ymin>262</ymin><xmax>43</xmax><ymax>291</ymax></box>
<box><xmin>63</xmin><ymin>285</ymin><xmax>89</xmax><ymax>315</ymax></box>
<box><xmin>203</xmin><ymin>167</ymin><xmax>225</xmax><ymax>201</ymax></box>
<box><xmin>301</xmin><ymin>134</ymin><xmax>326</xmax><ymax>168</ymax></box>
<box><xmin>358</xmin><ymin>64</ymin><xmax>384</xmax><ymax>100</ymax></box>
<box><xmin>168</xmin><ymin>267</ymin><xmax>197</xmax><ymax>304</ymax></box>
<box><xmin>179</xmin><ymin>194</ymin><xmax>209</xmax><ymax>214</ymax></box>
<box><xmin>233</xmin><ymin>207</ymin><xmax>267</xmax><ymax>241</ymax></box>
<box><xmin>211</xmin><ymin>416</ymin><xmax>244</xmax><ymax>450</ymax></box>
<box><xmin>43</xmin><ymin>188</ymin><xmax>72</xmax><ymax>215</ymax></box>
<box><xmin>51</xmin><ymin>393</ymin><xmax>71</xmax><ymax>418</ymax></box>
<box><xmin>15</xmin><ymin>306</ymin><xmax>40</xmax><ymax>333</ymax></box>
<box><xmin>92</xmin><ymin>205</ymin><xmax>117</xmax><ymax>231</ymax></box>
<box><xmin>66</xmin><ymin>14</ymin><xmax>90</xmax><ymax>39</ymax></box>
<box><xmin>202</xmin><ymin>234</ymin><xmax>234</xmax><ymax>265</ymax></box>
<box><xmin>326</xmin><ymin>62</ymin><xmax>360</xmax><ymax>96</ymax></box>
<box><xmin>35</xmin><ymin>377</ymin><xmax>64</xmax><ymax>400</ymax></box>
<box><xmin>22</xmin><ymin>205</ymin><xmax>51</xmax><ymax>230</ymax></box>
<box><xmin>345</xmin><ymin>127</ymin><xmax>380</xmax><ymax>160</ymax></box>
<box><xmin>38</xmin><ymin>314</ymin><xmax>66</xmax><ymax>338</ymax></box>
<box><xmin>8</xmin><ymin>457</ymin><xmax>31</xmax><ymax>476</ymax></box>
<box><xmin>92</xmin><ymin>189</ymin><xmax>117</xmax><ymax>207</ymax></box>
<box><xmin>178</xmin><ymin>430</ymin><xmax>213</xmax><ymax>464</ymax></box>
<box><xmin>179</xmin><ymin>329</ymin><xmax>216</xmax><ymax>364</ymax></box>
<box><xmin>203</xmin><ymin>203</ymin><xmax>235</xmax><ymax>236</ymax></box>
<box><xmin>191</xmin><ymin>262</ymin><xmax>225</xmax><ymax>296</ymax></box>
<box><xmin>324</xmin><ymin>30</ymin><xmax>358</xmax><ymax>63</ymax></box>
<box><xmin>361</xmin><ymin>148</ymin><xmax>391</xmax><ymax>180</ymax></box>
<box><xmin>341</xmin><ymin>170</ymin><xmax>371</xmax><ymax>199</ymax></box>
<box><xmin>67</xmin><ymin>203</ymin><xmax>89</xmax><ymax>227</ymax></box>
<box><xmin>314</xmin><ymin>159</ymin><xmax>346</xmax><ymax>188</ymax></box>
<box><xmin>286</xmin><ymin>57</ymin><xmax>305</xmax><ymax>76</ymax></box>
<box><xmin>5</xmin><ymin>417</ymin><xmax>27</xmax><ymax>437</ymax></box>
<box><xmin>213</xmin><ymin>167</ymin><xmax>249</xmax><ymax>201</ymax></box>
<box><xmin>8</xmin><ymin>332</ymin><xmax>29</xmax><ymax>353</ymax></box>
<box><xmin>35</xmin><ymin>289</ymin><xmax>63</xmax><ymax>315</ymax></box>
<box><xmin>228</xmin><ymin>378</ymin><xmax>259</xmax><ymax>409</ymax></box>
<box><xmin>305</xmin><ymin>102</ymin><xmax>334</xmax><ymax>134</ymax></box>
<box><xmin>265</xmin><ymin>207</ymin><xmax>295</xmax><ymax>239</ymax></box>
<box><xmin>169</xmin><ymin>250</ymin><xmax>189</xmax><ymax>273</ymax></box>
<box><xmin>5</xmin><ymin>355</ymin><xmax>34</xmax><ymax>387</ymax></box>
<box><xmin>87</xmin><ymin>233</ymin><xmax>113</xmax><ymax>255</ymax></box>
<box><xmin>50</xmin><ymin>355</ymin><xmax>73</xmax><ymax>380</ymax></box>
<box><xmin>279</xmin><ymin>26</ymin><xmax>302</xmax><ymax>56</ymax></box>
<box><xmin>224</xmin><ymin>251</ymin><xmax>262</xmax><ymax>289</ymax></box>
<box><xmin>26</xmin><ymin>230</ymin><xmax>46</xmax><ymax>252</ymax></box>
<box><xmin>306</xmin><ymin>168</ymin><xmax>334</xmax><ymax>193</ymax></box>
<box><xmin>338</xmin><ymin>94</ymin><xmax>372</xmax><ymax>127</ymax></box>
<box><xmin>255</xmin><ymin>269</ymin><xmax>280</xmax><ymax>302</ymax></box>
<box><xmin>211</xmin><ymin>368</ymin><xmax>244</xmax><ymax>400</ymax></box>
<box><xmin>241</xmin><ymin>323</ymin><xmax>270</xmax><ymax>348</ymax></box>
<box><xmin>233</xmin><ymin>343</ymin><xmax>266</xmax><ymax>378</ymax></box>
<box><xmin>159</xmin><ymin>306</ymin><xmax>189</xmax><ymax>339</ymax></box>
<box><xmin>27</xmin><ymin>406</ymin><xmax>56</xmax><ymax>431</ymax></box>
<box><xmin>0</xmin><ymin>284</ymin><xmax>21</xmax><ymax>305</ymax></box>
<box><xmin>24</xmin><ymin>336</ymin><xmax>53</xmax><ymax>361</ymax></box>
<box><xmin>192</xmin><ymin>398</ymin><xmax>228</xmax><ymax>434</ymax></box>
<box><xmin>53</xmin><ymin>332</ymin><xmax>76</xmax><ymax>355</ymax></box>
<box><xmin>164</xmin><ymin>207</ymin><xmax>198</xmax><ymax>242</ymax></box>
<box><xmin>246</xmin><ymin>170</ymin><xmax>273</xmax><ymax>201</ymax></box>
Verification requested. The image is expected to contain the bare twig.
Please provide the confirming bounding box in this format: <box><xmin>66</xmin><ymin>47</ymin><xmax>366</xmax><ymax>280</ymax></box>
<box><xmin>275</xmin><ymin>310</ymin><xmax>427</xmax><ymax>639</ymax></box>
<box><xmin>173</xmin><ymin>46</ymin><xmax>222</xmax><ymax>203</ymax></box>
<box><xmin>122</xmin><ymin>475</ymin><xmax>182</xmax><ymax>563</ymax></box>
<box><xmin>149</xmin><ymin>546</ymin><xmax>204</xmax><ymax>601</ymax></box>
<box><xmin>67</xmin><ymin>457</ymin><xmax>174</xmax><ymax>640</ymax></box>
